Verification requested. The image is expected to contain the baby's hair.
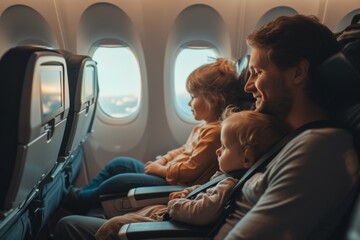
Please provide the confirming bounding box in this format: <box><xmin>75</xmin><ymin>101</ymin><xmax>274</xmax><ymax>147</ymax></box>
<box><xmin>186</xmin><ymin>58</ymin><xmax>249</xmax><ymax>120</ymax></box>
<box><xmin>222</xmin><ymin>110</ymin><xmax>288</xmax><ymax>160</ymax></box>
<box><xmin>221</xmin><ymin>105</ymin><xmax>241</xmax><ymax>121</ymax></box>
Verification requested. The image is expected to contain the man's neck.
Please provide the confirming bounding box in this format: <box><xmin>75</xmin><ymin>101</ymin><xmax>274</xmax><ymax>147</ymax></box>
<box><xmin>285</xmin><ymin>100</ymin><xmax>329</xmax><ymax>130</ymax></box>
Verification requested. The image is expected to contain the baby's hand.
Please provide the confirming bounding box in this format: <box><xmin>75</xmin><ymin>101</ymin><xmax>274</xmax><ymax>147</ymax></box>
<box><xmin>210</xmin><ymin>170</ymin><xmax>224</xmax><ymax>180</ymax></box>
<box><xmin>169</xmin><ymin>191</ymin><xmax>186</xmax><ymax>199</ymax></box>
<box><xmin>169</xmin><ymin>187</ymin><xmax>195</xmax><ymax>199</ymax></box>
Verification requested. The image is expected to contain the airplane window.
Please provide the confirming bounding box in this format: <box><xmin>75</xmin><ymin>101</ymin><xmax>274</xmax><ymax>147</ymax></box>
<box><xmin>93</xmin><ymin>46</ymin><xmax>141</xmax><ymax>119</ymax></box>
<box><xmin>174</xmin><ymin>47</ymin><xmax>218</xmax><ymax>121</ymax></box>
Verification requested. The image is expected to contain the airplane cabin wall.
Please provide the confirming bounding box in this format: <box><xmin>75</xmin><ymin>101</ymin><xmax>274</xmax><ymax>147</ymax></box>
<box><xmin>0</xmin><ymin>0</ymin><xmax>64</xmax><ymax>56</ymax></box>
<box><xmin>0</xmin><ymin>0</ymin><xmax>359</xmax><ymax>184</ymax></box>
<box><xmin>55</xmin><ymin>0</ymin><xmax>150</xmax><ymax>182</ymax></box>
<box><xmin>322</xmin><ymin>0</ymin><xmax>360</xmax><ymax>32</ymax></box>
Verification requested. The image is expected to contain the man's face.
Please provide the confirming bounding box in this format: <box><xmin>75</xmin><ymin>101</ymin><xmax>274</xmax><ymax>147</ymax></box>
<box><xmin>245</xmin><ymin>48</ymin><xmax>294</xmax><ymax>119</ymax></box>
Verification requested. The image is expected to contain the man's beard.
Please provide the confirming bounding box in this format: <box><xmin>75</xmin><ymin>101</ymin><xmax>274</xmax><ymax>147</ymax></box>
<box><xmin>256</xmin><ymin>91</ymin><xmax>293</xmax><ymax>121</ymax></box>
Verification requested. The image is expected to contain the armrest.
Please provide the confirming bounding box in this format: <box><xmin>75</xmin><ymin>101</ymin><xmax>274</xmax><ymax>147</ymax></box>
<box><xmin>100</xmin><ymin>186</ymin><xmax>185</xmax><ymax>218</ymax></box>
<box><xmin>118</xmin><ymin>221</ymin><xmax>213</xmax><ymax>240</ymax></box>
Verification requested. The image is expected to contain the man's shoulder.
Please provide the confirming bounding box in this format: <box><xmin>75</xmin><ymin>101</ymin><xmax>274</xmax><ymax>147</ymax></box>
<box><xmin>270</xmin><ymin>127</ymin><xmax>358</xmax><ymax>171</ymax></box>
<box><xmin>290</xmin><ymin>127</ymin><xmax>353</xmax><ymax>147</ymax></box>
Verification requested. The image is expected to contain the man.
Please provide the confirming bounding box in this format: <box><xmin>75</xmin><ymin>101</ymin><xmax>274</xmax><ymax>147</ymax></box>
<box><xmin>215</xmin><ymin>15</ymin><xmax>359</xmax><ymax>240</ymax></box>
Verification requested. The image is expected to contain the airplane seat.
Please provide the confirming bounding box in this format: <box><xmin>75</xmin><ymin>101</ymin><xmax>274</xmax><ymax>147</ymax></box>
<box><xmin>56</xmin><ymin>50</ymin><xmax>99</xmax><ymax>186</ymax></box>
<box><xmin>318</xmin><ymin>17</ymin><xmax>360</xmax><ymax>240</ymax></box>
<box><xmin>0</xmin><ymin>45</ymin><xmax>69</xmax><ymax>239</ymax></box>
<box><xmin>319</xmin><ymin>42</ymin><xmax>360</xmax><ymax>240</ymax></box>
<box><xmin>99</xmin><ymin>55</ymin><xmax>255</xmax><ymax>219</ymax></box>
<box><xmin>116</xmin><ymin>41</ymin><xmax>360</xmax><ymax>239</ymax></box>
<box><xmin>235</xmin><ymin>54</ymin><xmax>255</xmax><ymax>110</ymax></box>
<box><xmin>34</xmin><ymin>50</ymin><xmax>99</xmax><ymax>237</ymax></box>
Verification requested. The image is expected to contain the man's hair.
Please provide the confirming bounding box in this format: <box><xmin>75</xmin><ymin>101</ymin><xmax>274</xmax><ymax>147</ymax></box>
<box><xmin>186</xmin><ymin>58</ymin><xmax>249</xmax><ymax>120</ymax></box>
<box><xmin>222</xmin><ymin>110</ymin><xmax>288</xmax><ymax>160</ymax></box>
<box><xmin>247</xmin><ymin>15</ymin><xmax>339</xmax><ymax>103</ymax></box>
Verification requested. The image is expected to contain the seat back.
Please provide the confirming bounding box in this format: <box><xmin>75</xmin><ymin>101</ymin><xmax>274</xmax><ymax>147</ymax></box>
<box><xmin>58</xmin><ymin>50</ymin><xmax>98</xmax><ymax>158</ymax></box>
<box><xmin>0</xmin><ymin>46</ymin><xmax>69</xmax><ymax>211</ymax></box>
<box><xmin>56</xmin><ymin>50</ymin><xmax>98</xmax><ymax>185</ymax></box>
<box><xmin>29</xmin><ymin>51</ymin><xmax>99</xmax><ymax>235</ymax></box>
<box><xmin>235</xmin><ymin>55</ymin><xmax>255</xmax><ymax>110</ymax></box>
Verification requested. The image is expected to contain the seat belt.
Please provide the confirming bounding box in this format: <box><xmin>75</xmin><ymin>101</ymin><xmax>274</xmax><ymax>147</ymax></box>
<box><xmin>186</xmin><ymin>169</ymin><xmax>248</xmax><ymax>200</ymax></box>
<box><xmin>207</xmin><ymin>119</ymin><xmax>342</xmax><ymax>237</ymax></box>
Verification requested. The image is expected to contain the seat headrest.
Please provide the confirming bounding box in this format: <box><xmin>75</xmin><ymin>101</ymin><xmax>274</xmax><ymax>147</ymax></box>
<box><xmin>316</xmin><ymin>38</ymin><xmax>360</xmax><ymax>153</ymax></box>
<box><xmin>315</xmin><ymin>39</ymin><xmax>360</xmax><ymax>108</ymax></box>
<box><xmin>236</xmin><ymin>55</ymin><xmax>250</xmax><ymax>79</ymax></box>
<box><xmin>236</xmin><ymin>55</ymin><xmax>255</xmax><ymax>104</ymax></box>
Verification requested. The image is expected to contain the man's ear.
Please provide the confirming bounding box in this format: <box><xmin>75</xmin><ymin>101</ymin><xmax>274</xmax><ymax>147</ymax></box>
<box><xmin>294</xmin><ymin>59</ymin><xmax>309</xmax><ymax>85</ymax></box>
<box><xmin>244</xmin><ymin>148</ymin><xmax>256</xmax><ymax>168</ymax></box>
<box><xmin>243</xmin><ymin>160</ymin><xmax>253</xmax><ymax>169</ymax></box>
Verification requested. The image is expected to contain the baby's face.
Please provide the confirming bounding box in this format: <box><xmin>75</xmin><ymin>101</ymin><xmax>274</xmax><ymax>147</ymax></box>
<box><xmin>216</xmin><ymin>123</ymin><xmax>248</xmax><ymax>173</ymax></box>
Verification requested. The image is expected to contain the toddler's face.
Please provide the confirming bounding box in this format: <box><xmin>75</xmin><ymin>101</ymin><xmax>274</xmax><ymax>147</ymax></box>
<box><xmin>188</xmin><ymin>93</ymin><xmax>211</xmax><ymax>122</ymax></box>
<box><xmin>216</xmin><ymin>122</ymin><xmax>249</xmax><ymax>173</ymax></box>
